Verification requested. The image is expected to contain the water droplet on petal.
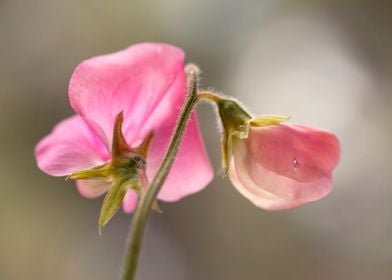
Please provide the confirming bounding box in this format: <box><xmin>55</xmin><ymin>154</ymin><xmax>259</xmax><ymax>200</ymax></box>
<box><xmin>293</xmin><ymin>158</ymin><xmax>299</xmax><ymax>169</ymax></box>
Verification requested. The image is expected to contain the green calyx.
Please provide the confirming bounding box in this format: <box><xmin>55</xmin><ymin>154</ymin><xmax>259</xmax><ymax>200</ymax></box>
<box><xmin>69</xmin><ymin>112</ymin><xmax>155</xmax><ymax>233</ymax></box>
<box><xmin>216</xmin><ymin>101</ymin><xmax>289</xmax><ymax>173</ymax></box>
<box><xmin>199</xmin><ymin>92</ymin><xmax>289</xmax><ymax>174</ymax></box>
<box><xmin>199</xmin><ymin>93</ymin><xmax>252</xmax><ymax>173</ymax></box>
<box><xmin>217</xmin><ymin>98</ymin><xmax>252</xmax><ymax>138</ymax></box>
<box><xmin>216</xmin><ymin>98</ymin><xmax>252</xmax><ymax>173</ymax></box>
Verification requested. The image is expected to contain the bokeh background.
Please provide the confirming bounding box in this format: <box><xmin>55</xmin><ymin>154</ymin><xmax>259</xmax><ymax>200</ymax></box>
<box><xmin>1</xmin><ymin>0</ymin><xmax>392</xmax><ymax>279</ymax></box>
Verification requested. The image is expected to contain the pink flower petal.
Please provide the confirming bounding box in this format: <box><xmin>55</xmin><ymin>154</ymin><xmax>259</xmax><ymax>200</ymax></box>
<box><xmin>69</xmin><ymin>42</ymin><xmax>213</xmax><ymax>201</ymax></box>
<box><xmin>123</xmin><ymin>190</ymin><xmax>139</xmax><ymax>213</ymax></box>
<box><xmin>69</xmin><ymin>43</ymin><xmax>186</xmax><ymax>149</ymax></box>
<box><xmin>76</xmin><ymin>179</ymin><xmax>110</xmax><ymax>199</ymax></box>
<box><xmin>146</xmin><ymin>113</ymin><xmax>214</xmax><ymax>202</ymax></box>
<box><xmin>229</xmin><ymin>124</ymin><xmax>340</xmax><ymax>210</ymax></box>
<box><xmin>35</xmin><ymin>115</ymin><xmax>109</xmax><ymax>176</ymax></box>
<box><xmin>248</xmin><ymin>124</ymin><xmax>340</xmax><ymax>183</ymax></box>
<box><xmin>36</xmin><ymin>43</ymin><xmax>214</xmax><ymax>210</ymax></box>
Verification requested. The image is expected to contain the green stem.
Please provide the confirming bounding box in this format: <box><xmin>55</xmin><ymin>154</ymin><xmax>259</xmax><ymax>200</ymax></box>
<box><xmin>121</xmin><ymin>65</ymin><xmax>200</xmax><ymax>280</ymax></box>
<box><xmin>198</xmin><ymin>91</ymin><xmax>222</xmax><ymax>103</ymax></box>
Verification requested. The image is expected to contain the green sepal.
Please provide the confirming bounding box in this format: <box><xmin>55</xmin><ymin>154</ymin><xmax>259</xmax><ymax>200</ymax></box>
<box><xmin>133</xmin><ymin>131</ymin><xmax>154</xmax><ymax>158</ymax></box>
<box><xmin>220</xmin><ymin>131</ymin><xmax>229</xmax><ymax>174</ymax></box>
<box><xmin>250</xmin><ymin>115</ymin><xmax>290</xmax><ymax>126</ymax></box>
<box><xmin>112</xmin><ymin>112</ymin><xmax>131</xmax><ymax>158</ymax></box>
<box><xmin>216</xmin><ymin>98</ymin><xmax>252</xmax><ymax>174</ymax></box>
<box><xmin>136</xmin><ymin>168</ymin><xmax>162</xmax><ymax>213</ymax></box>
<box><xmin>67</xmin><ymin>163</ymin><xmax>110</xmax><ymax>180</ymax></box>
<box><xmin>217</xmin><ymin>99</ymin><xmax>251</xmax><ymax>139</ymax></box>
<box><xmin>98</xmin><ymin>177</ymin><xmax>136</xmax><ymax>234</ymax></box>
<box><xmin>219</xmin><ymin>130</ymin><xmax>242</xmax><ymax>175</ymax></box>
<box><xmin>151</xmin><ymin>200</ymin><xmax>162</xmax><ymax>213</ymax></box>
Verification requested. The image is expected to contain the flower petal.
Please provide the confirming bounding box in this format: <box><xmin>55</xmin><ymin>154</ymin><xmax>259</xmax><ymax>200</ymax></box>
<box><xmin>76</xmin><ymin>179</ymin><xmax>110</xmax><ymax>199</ymax></box>
<box><xmin>247</xmin><ymin>124</ymin><xmax>340</xmax><ymax>183</ymax></box>
<box><xmin>69</xmin><ymin>43</ymin><xmax>186</xmax><ymax>149</ymax></box>
<box><xmin>230</xmin><ymin>140</ymin><xmax>333</xmax><ymax>210</ymax></box>
<box><xmin>122</xmin><ymin>190</ymin><xmax>139</xmax><ymax>213</ymax></box>
<box><xmin>146</xmin><ymin>113</ymin><xmax>214</xmax><ymax>202</ymax></box>
<box><xmin>35</xmin><ymin>115</ymin><xmax>109</xmax><ymax>176</ymax></box>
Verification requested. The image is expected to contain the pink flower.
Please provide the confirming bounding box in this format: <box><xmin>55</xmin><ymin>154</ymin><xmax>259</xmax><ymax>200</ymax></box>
<box><xmin>35</xmin><ymin>43</ymin><xmax>213</xmax><ymax>213</ymax></box>
<box><xmin>228</xmin><ymin>123</ymin><xmax>340</xmax><ymax>210</ymax></box>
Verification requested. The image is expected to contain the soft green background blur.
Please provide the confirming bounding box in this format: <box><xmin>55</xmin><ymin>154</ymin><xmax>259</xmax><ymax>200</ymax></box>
<box><xmin>1</xmin><ymin>1</ymin><xmax>392</xmax><ymax>279</ymax></box>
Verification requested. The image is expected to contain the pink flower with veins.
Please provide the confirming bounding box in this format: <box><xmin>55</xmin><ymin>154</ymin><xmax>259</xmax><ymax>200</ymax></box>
<box><xmin>35</xmin><ymin>43</ymin><xmax>213</xmax><ymax>213</ymax></box>
<box><xmin>229</xmin><ymin>123</ymin><xmax>340</xmax><ymax>210</ymax></box>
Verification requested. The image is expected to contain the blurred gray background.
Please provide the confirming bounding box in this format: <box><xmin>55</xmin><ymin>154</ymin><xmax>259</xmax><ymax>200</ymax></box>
<box><xmin>1</xmin><ymin>0</ymin><xmax>392</xmax><ymax>279</ymax></box>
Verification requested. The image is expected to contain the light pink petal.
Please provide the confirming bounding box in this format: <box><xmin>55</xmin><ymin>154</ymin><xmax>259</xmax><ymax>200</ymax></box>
<box><xmin>247</xmin><ymin>124</ymin><xmax>340</xmax><ymax>183</ymax></box>
<box><xmin>229</xmin><ymin>140</ymin><xmax>333</xmax><ymax>210</ymax></box>
<box><xmin>123</xmin><ymin>190</ymin><xmax>139</xmax><ymax>213</ymax></box>
<box><xmin>228</xmin><ymin>124</ymin><xmax>340</xmax><ymax>210</ymax></box>
<box><xmin>145</xmin><ymin>113</ymin><xmax>214</xmax><ymax>202</ymax></box>
<box><xmin>69</xmin><ymin>43</ymin><xmax>186</xmax><ymax>149</ymax></box>
<box><xmin>35</xmin><ymin>115</ymin><xmax>109</xmax><ymax>176</ymax></box>
<box><xmin>76</xmin><ymin>179</ymin><xmax>110</xmax><ymax>199</ymax></box>
<box><xmin>124</xmin><ymin>48</ymin><xmax>186</xmax><ymax>148</ymax></box>
<box><xmin>229</xmin><ymin>159</ymin><xmax>305</xmax><ymax>210</ymax></box>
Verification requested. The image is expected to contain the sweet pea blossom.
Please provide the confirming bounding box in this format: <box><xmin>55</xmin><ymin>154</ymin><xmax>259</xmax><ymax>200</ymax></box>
<box><xmin>208</xmin><ymin>96</ymin><xmax>340</xmax><ymax>210</ymax></box>
<box><xmin>35</xmin><ymin>43</ymin><xmax>213</xmax><ymax>215</ymax></box>
<box><xmin>228</xmin><ymin>122</ymin><xmax>340</xmax><ymax>210</ymax></box>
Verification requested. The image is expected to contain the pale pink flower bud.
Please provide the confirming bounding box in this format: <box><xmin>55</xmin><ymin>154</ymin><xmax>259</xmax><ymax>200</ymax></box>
<box><xmin>228</xmin><ymin>123</ymin><xmax>340</xmax><ymax>210</ymax></box>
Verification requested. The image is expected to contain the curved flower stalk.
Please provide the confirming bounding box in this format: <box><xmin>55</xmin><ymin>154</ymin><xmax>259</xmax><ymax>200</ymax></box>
<box><xmin>199</xmin><ymin>92</ymin><xmax>340</xmax><ymax>210</ymax></box>
<box><xmin>35</xmin><ymin>43</ymin><xmax>213</xmax><ymax>229</ymax></box>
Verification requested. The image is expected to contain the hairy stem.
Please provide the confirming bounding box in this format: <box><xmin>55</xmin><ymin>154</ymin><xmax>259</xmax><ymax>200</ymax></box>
<box><xmin>198</xmin><ymin>91</ymin><xmax>222</xmax><ymax>103</ymax></box>
<box><xmin>121</xmin><ymin>64</ymin><xmax>200</xmax><ymax>280</ymax></box>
